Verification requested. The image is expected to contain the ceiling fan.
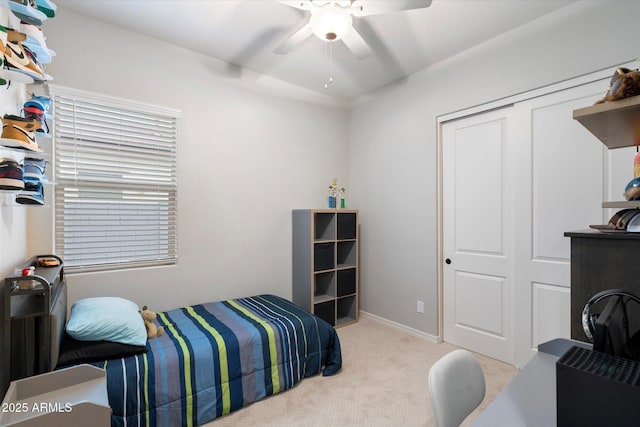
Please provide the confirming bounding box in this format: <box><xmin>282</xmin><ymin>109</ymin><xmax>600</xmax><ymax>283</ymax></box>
<box><xmin>274</xmin><ymin>0</ymin><xmax>433</xmax><ymax>59</ymax></box>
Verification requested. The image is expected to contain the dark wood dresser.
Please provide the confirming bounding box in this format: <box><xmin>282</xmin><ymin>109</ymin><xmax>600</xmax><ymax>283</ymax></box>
<box><xmin>565</xmin><ymin>230</ymin><xmax>640</xmax><ymax>342</ymax></box>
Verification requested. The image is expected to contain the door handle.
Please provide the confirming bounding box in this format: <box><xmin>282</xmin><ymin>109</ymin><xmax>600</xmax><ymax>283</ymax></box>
<box><xmin>445</xmin><ymin>258</ymin><xmax>452</xmax><ymax>265</ymax></box>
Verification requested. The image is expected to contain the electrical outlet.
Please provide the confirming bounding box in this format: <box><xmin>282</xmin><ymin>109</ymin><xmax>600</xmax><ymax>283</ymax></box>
<box><xmin>417</xmin><ymin>300</ymin><xmax>424</xmax><ymax>313</ymax></box>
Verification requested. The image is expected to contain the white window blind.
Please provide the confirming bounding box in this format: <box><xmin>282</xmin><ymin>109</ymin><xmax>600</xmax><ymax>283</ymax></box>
<box><xmin>52</xmin><ymin>88</ymin><xmax>179</xmax><ymax>273</ymax></box>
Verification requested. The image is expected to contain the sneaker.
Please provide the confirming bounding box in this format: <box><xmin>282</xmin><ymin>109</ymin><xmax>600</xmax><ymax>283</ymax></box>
<box><xmin>7</xmin><ymin>0</ymin><xmax>47</xmax><ymax>26</ymax></box>
<box><xmin>16</xmin><ymin>179</ymin><xmax>43</xmax><ymax>205</ymax></box>
<box><xmin>20</xmin><ymin>23</ymin><xmax>55</xmax><ymax>64</ymax></box>
<box><xmin>4</xmin><ymin>29</ymin><xmax>49</xmax><ymax>81</ymax></box>
<box><xmin>0</xmin><ymin>158</ymin><xmax>24</xmax><ymax>190</ymax></box>
<box><xmin>22</xmin><ymin>157</ymin><xmax>46</xmax><ymax>182</ymax></box>
<box><xmin>1</xmin><ymin>114</ymin><xmax>43</xmax><ymax>152</ymax></box>
<box><xmin>23</xmin><ymin>95</ymin><xmax>50</xmax><ymax>133</ymax></box>
<box><xmin>23</xmin><ymin>105</ymin><xmax>48</xmax><ymax>133</ymax></box>
<box><xmin>35</xmin><ymin>0</ymin><xmax>56</xmax><ymax>18</ymax></box>
<box><xmin>24</xmin><ymin>94</ymin><xmax>50</xmax><ymax>113</ymax></box>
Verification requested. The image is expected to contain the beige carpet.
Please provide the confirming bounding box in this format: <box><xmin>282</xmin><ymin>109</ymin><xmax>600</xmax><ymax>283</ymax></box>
<box><xmin>207</xmin><ymin>314</ymin><xmax>518</xmax><ymax>427</ymax></box>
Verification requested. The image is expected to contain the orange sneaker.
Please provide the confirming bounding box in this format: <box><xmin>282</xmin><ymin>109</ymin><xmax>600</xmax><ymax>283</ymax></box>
<box><xmin>4</xmin><ymin>29</ymin><xmax>48</xmax><ymax>81</ymax></box>
<box><xmin>1</xmin><ymin>114</ymin><xmax>43</xmax><ymax>152</ymax></box>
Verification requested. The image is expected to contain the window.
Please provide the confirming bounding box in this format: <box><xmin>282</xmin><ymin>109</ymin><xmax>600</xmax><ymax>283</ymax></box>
<box><xmin>52</xmin><ymin>87</ymin><xmax>179</xmax><ymax>273</ymax></box>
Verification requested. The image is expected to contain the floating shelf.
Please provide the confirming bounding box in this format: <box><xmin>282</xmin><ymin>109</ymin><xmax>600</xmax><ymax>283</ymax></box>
<box><xmin>572</xmin><ymin>94</ymin><xmax>640</xmax><ymax>149</ymax></box>
<box><xmin>602</xmin><ymin>201</ymin><xmax>640</xmax><ymax>209</ymax></box>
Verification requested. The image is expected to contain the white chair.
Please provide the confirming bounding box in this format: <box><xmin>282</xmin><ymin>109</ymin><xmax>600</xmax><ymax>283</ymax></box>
<box><xmin>428</xmin><ymin>349</ymin><xmax>486</xmax><ymax>427</ymax></box>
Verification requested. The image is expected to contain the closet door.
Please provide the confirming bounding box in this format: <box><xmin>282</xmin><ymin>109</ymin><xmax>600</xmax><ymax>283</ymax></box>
<box><xmin>512</xmin><ymin>80</ymin><xmax>610</xmax><ymax>367</ymax></box>
<box><xmin>442</xmin><ymin>79</ymin><xmax>621</xmax><ymax>367</ymax></box>
<box><xmin>442</xmin><ymin>107</ymin><xmax>515</xmax><ymax>364</ymax></box>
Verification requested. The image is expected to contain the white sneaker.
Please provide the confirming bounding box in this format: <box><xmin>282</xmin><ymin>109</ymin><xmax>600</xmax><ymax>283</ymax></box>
<box><xmin>20</xmin><ymin>23</ymin><xmax>55</xmax><ymax>63</ymax></box>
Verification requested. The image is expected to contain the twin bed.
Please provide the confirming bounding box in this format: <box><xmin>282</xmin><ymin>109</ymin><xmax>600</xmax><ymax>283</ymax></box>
<box><xmin>51</xmin><ymin>287</ymin><xmax>342</xmax><ymax>426</ymax></box>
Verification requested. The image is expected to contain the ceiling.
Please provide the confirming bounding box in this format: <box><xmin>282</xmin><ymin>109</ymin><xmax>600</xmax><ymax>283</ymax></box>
<box><xmin>55</xmin><ymin>0</ymin><xmax>576</xmax><ymax>101</ymax></box>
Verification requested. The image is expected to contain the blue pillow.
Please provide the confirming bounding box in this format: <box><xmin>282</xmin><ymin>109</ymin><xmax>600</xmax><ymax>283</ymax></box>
<box><xmin>66</xmin><ymin>297</ymin><xmax>147</xmax><ymax>346</ymax></box>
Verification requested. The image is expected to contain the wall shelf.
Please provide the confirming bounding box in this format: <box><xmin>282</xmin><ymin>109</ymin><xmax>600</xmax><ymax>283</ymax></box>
<box><xmin>602</xmin><ymin>201</ymin><xmax>640</xmax><ymax>209</ymax></box>
<box><xmin>572</xmin><ymin>94</ymin><xmax>640</xmax><ymax>149</ymax></box>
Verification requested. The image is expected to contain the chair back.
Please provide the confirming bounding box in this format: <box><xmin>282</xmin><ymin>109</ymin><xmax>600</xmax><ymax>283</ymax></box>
<box><xmin>428</xmin><ymin>349</ymin><xmax>486</xmax><ymax>427</ymax></box>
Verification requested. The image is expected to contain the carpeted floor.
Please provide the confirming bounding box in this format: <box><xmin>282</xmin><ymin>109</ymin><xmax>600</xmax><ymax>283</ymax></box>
<box><xmin>208</xmin><ymin>314</ymin><xmax>518</xmax><ymax>427</ymax></box>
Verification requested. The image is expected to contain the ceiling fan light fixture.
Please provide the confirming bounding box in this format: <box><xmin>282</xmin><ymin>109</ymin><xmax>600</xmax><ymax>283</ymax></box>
<box><xmin>309</xmin><ymin>4</ymin><xmax>352</xmax><ymax>42</ymax></box>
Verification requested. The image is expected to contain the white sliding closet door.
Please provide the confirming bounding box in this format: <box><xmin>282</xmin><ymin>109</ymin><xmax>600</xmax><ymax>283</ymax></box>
<box><xmin>442</xmin><ymin>107</ymin><xmax>515</xmax><ymax>364</ymax></box>
<box><xmin>512</xmin><ymin>80</ymin><xmax>612</xmax><ymax>367</ymax></box>
<box><xmin>442</xmin><ymin>78</ymin><xmax>623</xmax><ymax>367</ymax></box>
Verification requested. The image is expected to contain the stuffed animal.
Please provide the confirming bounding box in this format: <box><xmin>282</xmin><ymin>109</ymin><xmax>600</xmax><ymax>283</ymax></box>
<box><xmin>140</xmin><ymin>305</ymin><xmax>165</xmax><ymax>339</ymax></box>
<box><xmin>595</xmin><ymin>67</ymin><xmax>640</xmax><ymax>104</ymax></box>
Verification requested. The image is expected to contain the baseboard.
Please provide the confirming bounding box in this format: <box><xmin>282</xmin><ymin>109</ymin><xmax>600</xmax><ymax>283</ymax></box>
<box><xmin>359</xmin><ymin>310</ymin><xmax>440</xmax><ymax>343</ymax></box>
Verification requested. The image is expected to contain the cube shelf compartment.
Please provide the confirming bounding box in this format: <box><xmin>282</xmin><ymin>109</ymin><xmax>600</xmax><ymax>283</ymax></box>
<box><xmin>337</xmin><ymin>268</ymin><xmax>356</xmax><ymax>297</ymax></box>
<box><xmin>313</xmin><ymin>300</ymin><xmax>336</xmax><ymax>326</ymax></box>
<box><xmin>314</xmin><ymin>212</ymin><xmax>336</xmax><ymax>241</ymax></box>
<box><xmin>337</xmin><ymin>241</ymin><xmax>356</xmax><ymax>268</ymax></box>
<box><xmin>337</xmin><ymin>212</ymin><xmax>357</xmax><ymax>240</ymax></box>
<box><xmin>293</xmin><ymin>209</ymin><xmax>359</xmax><ymax>327</ymax></box>
<box><xmin>314</xmin><ymin>242</ymin><xmax>335</xmax><ymax>272</ymax></box>
<box><xmin>314</xmin><ymin>271</ymin><xmax>335</xmax><ymax>303</ymax></box>
<box><xmin>337</xmin><ymin>295</ymin><xmax>357</xmax><ymax>326</ymax></box>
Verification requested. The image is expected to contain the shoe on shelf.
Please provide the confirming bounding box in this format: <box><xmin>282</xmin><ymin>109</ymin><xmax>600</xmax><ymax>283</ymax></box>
<box><xmin>23</xmin><ymin>95</ymin><xmax>50</xmax><ymax>133</ymax></box>
<box><xmin>35</xmin><ymin>0</ymin><xmax>56</xmax><ymax>18</ymax></box>
<box><xmin>0</xmin><ymin>28</ymin><xmax>35</xmax><ymax>83</ymax></box>
<box><xmin>7</xmin><ymin>0</ymin><xmax>47</xmax><ymax>26</ymax></box>
<box><xmin>22</xmin><ymin>156</ymin><xmax>46</xmax><ymax>182</ymax></box>
<box><xmin>23</xmin><ymin>103</ymin><xmax>44</xmax><ymax>123</ymax></box>
<box><xmin>16</xmin><ymin>179</ymin><xmax>43</xmax><ymax>205</ymax></box>
<box><xmin>20</xmin><ymin>23</ymin><xmax>55</xmax><ymax>64</ymax></box>
<box><xmin>0</xmin><ymin>158</ymin><xmax>24</xmax><ymax>190</ymax></box>
<box><xmin>24</xmin><ymin>94</ymin><xmax>50</xmax><ymax>113</ymax></box>
<box><xmin>4</xmin><ymin>29</ymin><xmax>50</xmax><ymax>81</ymax></box>
<box><xmin>1</xmin><ymin>114</ymin><xmax>43</xmax><ymax>152</ymax></box>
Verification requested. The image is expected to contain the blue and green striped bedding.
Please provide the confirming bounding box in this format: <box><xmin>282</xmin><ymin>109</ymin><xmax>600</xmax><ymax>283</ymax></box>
<box><xmin>100</xmin><ymin>294</ymin><xmax>342</xmax><ymax>427</ymax></box>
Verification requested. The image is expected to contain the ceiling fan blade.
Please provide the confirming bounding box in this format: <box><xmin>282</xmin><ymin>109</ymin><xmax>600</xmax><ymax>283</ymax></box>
<box><xmin>349</xmin><ymin>0</ymin><xmax>432</xmax><ymax>17</ymax></box>
<box><xmin>340</xmin><ymin>27</ymin><xmax>372</xmax><ymax>59</ymax></box>
<box><xmin>274</xmin><ymin>23</ymin><xmax>314</xmax><ymax>54</ymax></box>
<box><xmin>278</xmin><ymin>1</ymin><xmax>315</xmax><ymax>11</ymax></box>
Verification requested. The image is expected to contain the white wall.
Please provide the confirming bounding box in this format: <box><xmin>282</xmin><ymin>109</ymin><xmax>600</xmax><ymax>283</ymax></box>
<box><xmin>348</xmin><ymin>0</ymin><xmax>640</xmax><ymax>336</ymax></box>
<box><xmin>23</xmin><ymin>8</ymin><xmax>350</xmax><ymax>311</ymax></box>
<box><xmin>0</xmin><ymin>83</ymin><xmax>28</xmax><ymax>280</ymax></box>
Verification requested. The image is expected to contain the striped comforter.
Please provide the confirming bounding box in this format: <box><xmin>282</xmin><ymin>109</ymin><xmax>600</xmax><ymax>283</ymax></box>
<box><xmin>100</xmin><ymin>295</ymin><xmax>342</xmax><ymax>427</ymax></box>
